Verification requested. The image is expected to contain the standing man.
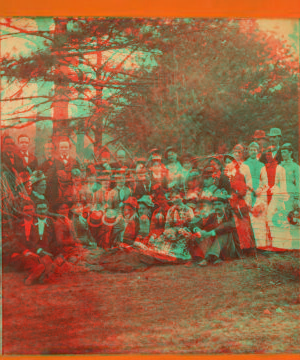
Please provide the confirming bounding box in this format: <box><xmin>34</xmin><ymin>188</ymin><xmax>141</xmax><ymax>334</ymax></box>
<box><xmin>244</xmin><ymin>142</ymin><xmax>264</xmax><ymax>207</ymax></box>
<box><xmin>252</xmin><ymin>130</ymin><xmax>267</xmax><ymax>160</ymax></box>
<box><xmin>39</xmin><ymin>141</ymin><xmax>58</xmax><ymax>210</ymax></box>
<box><xmin>260</xmin><ymin>128</ymin><xmax>283</xmax><ymax>164</ymax></box>
<box><xmin>108</xmin><ymin>170</ymin><xmax>132</xmax><ymax>210</ymax></box>
<box><xmin>17</xmin><ymin>134</ymin><xmax>38</xmax><ymax>172</ymax></box>
<box><xmin>1</xmin><ymin>135</ymin><xmax>24</xmax><ymax>194</ymax></box>
<box><xmin>55</xmin><ymin>138</ymin><xmax>80</xmax><ymax>174</ymax></box>
<box><xmin>165</xmin><ymin>146</ymin><xmax>184</xmax><ymax>190</ymax></box>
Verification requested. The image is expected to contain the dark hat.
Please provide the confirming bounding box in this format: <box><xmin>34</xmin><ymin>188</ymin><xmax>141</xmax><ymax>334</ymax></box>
<box><xmin>202</xmin><ymin>166</ymin><xmax>216</xmax><ymax>178</ymax></box>
<box><xmin>30</xmin><ymin>170</ymin><xmax>46</xmax><ymax>186</ymax></box>
<box><xmin>123</xmin><ymin>197</ymin><xmax>139</xmax><ymax>209</ymax></box>
<box><xmin>187</xmin><ymin>170</ymin><xmax>200</xmax><ymax>182</ymax></box>
<box><xmin>248</xmin><ymin>142</ymin><xmax>259</xmax><ymax>150</ymax></box>
<box><xmin>180</xmin><ymin>153</ymin><xmax>193</xmax><ymax>163</ymax></box>
<box><xmin>223</xmin><ymin>154</ymin><xmax>236</xmax><ymax>163</ymax></box>
<box><xmin>102</xmin><ymin>209</ymin><xmax>122</xmax><ymax>226</ymax></box>
<box><xmin>233</xmin><ymin>144</ymin><xmax>244</xmax><ymax>153</ymax></box>
<box><xmin>164</xmin><ymin>146</ymin><xmax>177</xmax><ymax>159</ymax></box>
<box><xmin>151</xmin><ymin>154</ymin><xmax>162</xmax><ymax>162</ymax></box>
<box><xmin>253</xmin><ymin>130</ymin><xmax>266</xmax><ymax>140</ymax></box>
<box><xmin>149</xmin><ymin>148</ymin><xmax>161</xmax><ymax>156</ymax></box>
<box><xmin>135</xmin><ymin>157</ymin><xmax>147</xmax><ymax>164</ymax></box>
<box><xmin>265</xmin><ymin>145</ymin><xmax>277</xmax><ymax>153</ymax></box>
<box><xmin>267</xmin><ymin>128</ymin><xmax>282</xmax><ymax>137</ymax></box>
<box><xmin>281</xmin><ymin>143</ymin><xmax>293</xmax><ymax>152</ymax></box>
<box><xmin>87</xmin><ymin>211</ymin><xmax>104</xmax><ymax>227</ymax></box>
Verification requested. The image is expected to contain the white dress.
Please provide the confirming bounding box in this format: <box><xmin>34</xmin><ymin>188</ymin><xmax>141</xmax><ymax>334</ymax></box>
<box><xmin>258</xmin><ymin>165</ymin><xmax>292</xmax><ymax>249</ymax></box>
<box><xmin>281</xmin><ymin>160</ymin><xmax>300</xmax><ymax>249</ymax></box>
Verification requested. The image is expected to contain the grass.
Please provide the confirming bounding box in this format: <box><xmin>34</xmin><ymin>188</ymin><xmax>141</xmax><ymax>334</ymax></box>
<box><xmin>2</xmin><ymin>252</ymin><xmax>300</xmax><ymax>354</ymax></box>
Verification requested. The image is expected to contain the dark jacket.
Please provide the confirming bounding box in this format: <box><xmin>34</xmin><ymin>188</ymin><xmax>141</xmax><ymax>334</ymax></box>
<box><xmin>259</xmin><ymin>148</ymin><xmax>282</xmax><ymax>165</ymax></box>
<box><xmin>18</xmin><ymin>151</ymin><xmax>38</xmax><ymax>172</ymax></box>
<box><xmin>15</xmin><ymin>216</ymin><xmax>58</xmax><ymax>256</ymax></box>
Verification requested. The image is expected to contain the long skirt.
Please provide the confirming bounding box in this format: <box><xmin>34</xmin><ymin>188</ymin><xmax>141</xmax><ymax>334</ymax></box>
<box><xmin>233</xmin><ymin>214</ymin><xmax>256</xmax><ymax>251</ymax></box>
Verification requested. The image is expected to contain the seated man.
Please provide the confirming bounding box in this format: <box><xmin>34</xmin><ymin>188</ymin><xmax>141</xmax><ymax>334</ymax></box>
<box><xmin>54</xmin><ymin>202</ymin><xmax>92</xmax><ymax>263</ymax></box>
<box><xmin>188</xmin><ymin>189</ymin><xmax>239</xmax><ymax>266</ymax></box>
<box><xmin>11</xmin><ymin>201</ymin><xmax>58</xmax><ymax>285</ymax></box>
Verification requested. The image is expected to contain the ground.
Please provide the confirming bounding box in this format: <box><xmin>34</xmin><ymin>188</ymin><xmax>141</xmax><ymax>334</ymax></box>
<box><xmin>2</xmin><ymin>253</ymin><xmax>300</xmax><ymax>354</ymax></box>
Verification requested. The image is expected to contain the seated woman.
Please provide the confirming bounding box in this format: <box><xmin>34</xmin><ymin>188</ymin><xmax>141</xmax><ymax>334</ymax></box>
<box><xmin>136</xmin><ymin>195</ymin><xmax>155</xmax><ymax>241</ymax></box>
<box><xmin>122</xmin><ymin>197</ymin><xmax>140</xmax><ymax>245</ymax></box>
<box><xmin>54</xmin><ymin>202</ymin><xmax>89</xmax><ymax>264</ymax></box>
<box><xmin>185</xmin><ymin>170</ymin><xmax>201</xmax><ymax>199</ymax></box>
<box><xmin>30</xmin><ymin>170</ymin><xmax>48</xmax><ymax>205</ymax></box>
<box><xmin>188</xmin><ymin>189</ymin><xmax>239</xmax><ymax>265</ymax></box>
<box><xmin>135</xmin><ymin>187</ymin><xmax>194</xmax><ymax>262</ymax></box>
<box><xmin>208</xmin><ymin>156</ymin><xmax>231</xmax><ymax>194</ymax></box>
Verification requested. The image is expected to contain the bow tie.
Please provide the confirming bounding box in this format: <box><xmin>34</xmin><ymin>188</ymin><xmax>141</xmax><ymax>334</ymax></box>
<box><xmin>37</xmin><ymin>218</ymin><xmax>47</xmax><ymax>224</ymax></box>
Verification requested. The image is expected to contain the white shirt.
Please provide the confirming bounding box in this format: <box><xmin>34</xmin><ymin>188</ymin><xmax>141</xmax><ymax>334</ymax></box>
<box><xmin>37</xmin><ymin>218</ymin><xmax>47</xmax><ymax>240</ymax></box>
<box><xmin>21</xmin><ymin>151</ymin><xmax>29</xmax><ymax>164</ymax></box>
<box><xmin>61</xmin><ymin>155</ymin><xmax>69</xmax><ymax>165</ymax></box>
<box><xmin>24</xmin><ymin>218</ymin><xmax>33</xmax><ymax>240</ymax></box>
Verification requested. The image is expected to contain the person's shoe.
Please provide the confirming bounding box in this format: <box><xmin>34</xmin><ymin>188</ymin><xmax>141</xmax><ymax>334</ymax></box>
<box><xmin>212</xmin><ymin>258</ymin><xmax>223</xmax><ymax>265</ymax></box>
<box><xmin>25</xmin><ymin>264</ymin><xmax>45</xmax><ymax>285</ymax></box>
<box><xmin>54</xmin><ymin>254</ymin><xmax>66</xmax><ymax>266</ymax></box>
<box><xmin>198</xmin><ymin>259</ymin><xmax>208</xmax><ymax>267</ymax></box>
<box><xmin>184</xmin><ymin>261</ymin><xmax>195</xmax><ymax>267</ymax></box>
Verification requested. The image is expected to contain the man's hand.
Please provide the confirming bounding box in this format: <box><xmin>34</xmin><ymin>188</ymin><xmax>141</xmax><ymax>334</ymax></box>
<box><xmin>40</xmin><ymin>250</ymin><xmax>54</xmax><ymax>258</ymax></box>
<box><xmin>24</xmin><ymin>251</ymin><xmax>39</xmax><ymax>259</ymax></box>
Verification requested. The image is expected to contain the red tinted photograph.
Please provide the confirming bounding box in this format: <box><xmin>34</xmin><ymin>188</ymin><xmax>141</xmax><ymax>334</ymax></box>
<box><xmin>0</xmin><ymin>16</ymin><xmax>299</xmax><ymax>355</ymax></box>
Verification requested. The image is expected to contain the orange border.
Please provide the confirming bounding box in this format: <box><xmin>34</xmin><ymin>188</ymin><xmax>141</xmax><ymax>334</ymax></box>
<box><xmin>0</xmin><ymin>0</ymin><xmax>300</xmax><ymax>17</ymax></box>
<box><xmin>0</xmin><ymin>0</ymin><xmax>300</xmax><ymax>360</ymax></box>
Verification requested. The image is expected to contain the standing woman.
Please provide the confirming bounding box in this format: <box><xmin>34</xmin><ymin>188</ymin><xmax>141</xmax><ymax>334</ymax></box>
<box><xmin>224</xmin><ymin>155</ymin><xmax>256</xmax><ymax>255</ymax></box>
<box><xmin>258</xmin><ymin>146</ymin><xmax>292</xmax><ymax>250</ymax></box>
<box><xmin>232</xmin><ymin>144</ymin><xmax>252</xmax><ymax>207</ymax></box>
<box><xmin>208</xmin><ymin>156</ymin><xmax>231</xmax><ymax>194</ymax></box>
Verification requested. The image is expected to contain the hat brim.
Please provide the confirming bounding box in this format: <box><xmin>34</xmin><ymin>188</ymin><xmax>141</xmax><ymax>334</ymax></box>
<box><xmin>87</xmin><ymin>217</ymin><xmax>103</xmax><ymax>227</ymax></box>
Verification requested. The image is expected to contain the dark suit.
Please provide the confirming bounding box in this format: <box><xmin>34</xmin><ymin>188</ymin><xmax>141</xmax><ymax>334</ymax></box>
<box><xmin>38</xmin><ymin>158</ymin><xmax>59</xmax><ymax>208</ymax></box>
<box><xmin>18</xmin><ymin>151</ymin><xmax>38</xmax><ymax>172</ymax></box>
<box><xmin>259</xmin><ymin>148</ymin><xmax>282</xmax><ymax>164</ymax></box>
<box><xmin>133</xmin><ymin>180</ymin><xmax>153</xmax><ymax>199</ymax></box>
<box><xmin>1</xmin><ymin>152</ymin><xmax>24</xmax><ymax>173</ymax></box>
<box><xmin>54</xmin><ymin>156</ymin><xmax>80</xmax><ymax>173</ymax></box>
<box><xmin>1</xmin><ymin>152</ymin><xmax>24</xmax><ymax>194</ymax></box>
<box><xmin>16</xmin><ymin>216</ymin><xmax>58</xmax><ymax>256</ymax></box>
<box><xmin>189</xmin><ymin>212</ymin><xmax>239</xmax><ymax>260</ymax></box>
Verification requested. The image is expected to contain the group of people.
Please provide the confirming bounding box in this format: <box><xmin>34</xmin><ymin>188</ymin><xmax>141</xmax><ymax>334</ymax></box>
<box><xmin>1</xmin><ymin>127</ymin><xmax>299</xmax><ymax>285</ymax></box>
